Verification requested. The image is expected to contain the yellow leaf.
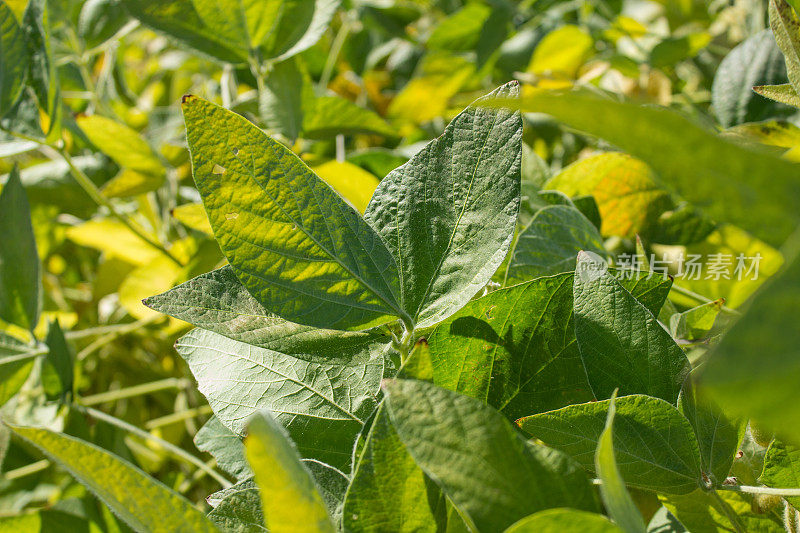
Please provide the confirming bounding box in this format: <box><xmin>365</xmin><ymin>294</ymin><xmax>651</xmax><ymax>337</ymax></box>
<box><xmin>65</xmin><ymin>219</ymin><xmax>161</xmax><ymax>266</ymax></box>
<box><xmin>172</xmin><ymin>203</ymin><xmax>213</xmax><ymax>234</ymax></box>
<box><xmin>101</xmin><ymin>169</ymin><xmax>165</xmax><ymax>198</ymax></box>
<box><xmin>529</xmin><ymin>25</ymin><xmax>594</xmax><ymax>79</ymax></box>
<box><xmin>311</xmin><ymin>160</ymin><xmax>379</xmax><ymax>213</ymax></box>
<box><xmin>545</xmin><ymin>152</ymin><xmax>671</xmax><ymax>238</ymax></box>
<box><xmin>77</xmin><ymin>115</ymin><xmax>164</xmax><ymax>177</ymax></box>
<box><xmin>119</xmin><ymin>254</ymin><xmax>184</xmax><ymax>320</ymax></box>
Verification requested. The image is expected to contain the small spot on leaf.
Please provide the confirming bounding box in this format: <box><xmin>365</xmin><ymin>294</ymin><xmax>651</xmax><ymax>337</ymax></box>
<box><xmin>212</xmin><ymin>164</ymin><xmax>226</xmax><ymax>175</ymax></box>
<box><xmin>226</xmin><ymin>212</ymin><xmax>239</xmax><ymax>220</ymax></box>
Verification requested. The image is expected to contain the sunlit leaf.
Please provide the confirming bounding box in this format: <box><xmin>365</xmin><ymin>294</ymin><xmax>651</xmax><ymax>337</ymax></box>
<box><xmin>528</xmin><ymin>25</ymin><xmax>593</xmax><ymax>79</ymax></box>
<box><xmin>77</xmin><ymin>115</ymin><xmax>164</xmax><ymax>178</ymax></box>
<box><xmin>311</xmin><ymin>160</ymin><xmax>379</xmax><ymax>213</ymax></box>
<box><xmin>505</xmin><ymin>508</ymin><xmax>623</xmax><ymax>533</ymax></box>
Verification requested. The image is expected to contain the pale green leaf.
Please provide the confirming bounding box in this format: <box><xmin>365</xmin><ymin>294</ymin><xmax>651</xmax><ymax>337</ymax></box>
<box><xmin>650</xmin><ymin>34</ymin><xmax>710</xmax><ymax>69</ymax></box>
<box><xmin>595</xmin><ymin>394</ymin><xmax>647</xmax><ymax>533</ymax></box>
<box><xmin>9</xmin><ymin>425</ymin><xmax>219</xmax><ymax>533</ymax></box>
<box><xmin>0</xmin><ymin>331</ymin><xmax>36</xmax><ymax>407</ymax></box>
<box><xmin>528</xmin><ymin>25</ymin><xmax>593</xmax><ymax>78</ymax></box>
<box><xmin>175</xmin><ymin>328</ymin><xmax>382</xmax><ymax>469</ymax></box>
<box><xmin>101</xmin><ymin>169</ymin><xmax>165</xmax><ymax>199</ymax></box>
<box><xmin>145</xmin><ymin>266</ymin><xmax>392</xmax><ymax>365</ymax></box>
<box><xmin>574</xmin><ymin>253</ymin><xmax>689</xmax><ymax>404</ymax></box>
<box><xmin>245</xmin><ymin>411</ymin><xmax>335</xmax><ymax>533</ymax></box>
<box><xmin>365</xmin><ymin>82</ymin><xmax>521</xmax><ymax>328</ymax></box>
<box><xmin>343</xmin><ymin>405</ymin><xmax>443</xmax><ymax>532</ymax></box>
<box><xmin>384</xmin><ymin>379</ymin><xmax>599</xmax><ymax>533</ymax></box>
<box><xmin>518</xmin><ymin>395</ymin><xmax>703</xmax><ymax>495</ymax></box>
<box><xmin>311</xmin><ymin>160</ymin><xmax>379</xmax><ymax>213</ymax></box>
<box><xmin>712</xmin><ymin>30</ymin><xmax>793</xmax><ymax>127</ymax></box>
<box><xmin>510</xmin><ymin>90</ymin><xmax>800</xmax><ymax>246</ymax></box>
<box><xmin>770</xmin><ymin>0</ymin><xmax>800</xmax><ymax>95</ymax></box>
<box><xmin>505</xmin><ymin>508</ymin><xmax>623</xmax><ymax>533</ymax></box>
<box><xmin>182</xmin><ymin>95</ymin><xmax>405</xmax><ymax>331</ymax></box>
<box><xmin>669</xmin><ymin>299</ymin><xmax>724</xmax><ymax>341</ymax></box>
<box><xmin>427</xmin><ymin>270</ymin><xmax>673</xmax><ymax>419</ymax></box>
<box><xmin>753</xmin><ymin>83</ymin><xmax>800</xmax><ymax>108</ymax></box>
<box><xmin>208</xmin><ymin>481</ymin><xmax>266</xmax><ymax>533</ymax></box>
<box><xmin>78</xmin><ymin>0</ymin><xmax>129</xmax><ymax>48</ymax></box>
<box><xmin>0</xmin><ymin>165</ymin><xmax>41</xmax><ymax>330</ymax></box>
<box><xmin>506</xmin><ymin>204</ymin><xmax>607</xmax><ymax>283</ymax></box>
<box><xmin>41</xmin><ymin>319</ymin><xmax>73</xmax><ymax>400</ymax></box>
<box><xmin>661</xmin><ymin>489</ymin><xmax>784</xmax><ymax>532</ymax></box>
<box><xmin>426</xmin><ymin>3</ymin><xmax>491</xmax><ymax>52</ymax></box>
<box><xmin>258</xmin><ymin>57</ymin><xmax>310</xmax><ymax>140</ymax></box>
<box><xmin>760</xmin><ymin>440</ymin><xmax>800</xmax><ymax>508</ymax></box>
<box><xmin>195</xmin><ymin>416</ymin><xmax>252</xmax><ymax>481</ymax></box>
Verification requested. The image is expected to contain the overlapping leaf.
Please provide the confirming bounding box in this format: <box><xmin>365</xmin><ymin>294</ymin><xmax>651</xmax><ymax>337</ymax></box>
<box><xmin>182</xmin><ymin>96</ymin><xmax>405</xmax><ymax>331</ymax></box>
<box><xmin>175</xmin><ymin>328</ymin><xmax>382</xmax><ymax>469</ymax></box>
<box><xmin>518</xmin><ymin>395</ymin><xmax>703</xmax><ymax>495</ymax></box>
<box><xmin>365</xmin><ymin>82</ymin><xmax>521</xmax><ymax>328</ymax></box>
<box><xmin>384</xmin><ymin>379</ymin><xmax>598</xmax><ymax>533</ymax></box>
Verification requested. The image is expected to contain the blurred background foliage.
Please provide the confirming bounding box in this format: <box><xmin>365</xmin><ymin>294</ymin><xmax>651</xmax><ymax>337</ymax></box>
<box><xmin>0</xmin><ymin>0</ymin><xmax>793</xmax><ymax>524</ymax></box>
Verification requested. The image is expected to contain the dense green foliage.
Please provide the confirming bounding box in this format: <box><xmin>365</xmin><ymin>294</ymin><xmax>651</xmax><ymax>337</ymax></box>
<box><xmin>3</xmin><ymin>0</ymin><xmax>800</xmax><ymax>532</ymax></box>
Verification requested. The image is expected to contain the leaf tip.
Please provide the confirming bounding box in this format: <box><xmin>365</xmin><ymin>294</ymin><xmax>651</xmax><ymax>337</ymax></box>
<box><xmin>181</xmin><ymin>94</ymin><xmax>197</xmax><ymax>105</ymax></box>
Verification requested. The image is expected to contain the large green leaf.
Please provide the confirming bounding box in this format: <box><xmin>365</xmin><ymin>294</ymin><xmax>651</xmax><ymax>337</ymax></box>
<box><xmin>506</xmin><ymin>204</ymin><xmax>607</xmax><ymax>283</ymax></box>
<box><xmin>0</xmin><ymin>1</ymin><xmax>27</xmax><ymax>118</ymax></box>
<box><xmin>573</xmin><ymin>253</ymin><xmax>689</xmax><ymax>404</ymax></box>
<box><xmin>9</xmin><ymin>426</ymin><xmax>219</xmax><ymax>533</ymax></box>
<box><xmin>595</xmin><ymin>395</ymin><xmax>647</xmax><ymax>533</ymax></box>
<box><xmin>145</xmin><ymin>266</ymin><xmax>392</xmax><ymax>365</ymax></box>
<box><xmin>678</xmin><ymin>378</ymin><xmax>741</xmax><ymax>485</ymax></box>
<box><xmin>518</xmin><ymin>395</ymin><xmax>703</xmax><ymax>495</ymax></box>
<box><xmin>510</xmin><ymin>90</ymin><xmax>800</xmax><ymax>246</ymax></box>
<box><xmin>711</xmin><ymin>29</ymin><xmax>792</xmax><ymax>127</ymax></box>
<box><xmin>365</xmin><ymin>82</ymin><xmax>521</xmax><ymax>328</ymax></box>
<box><xmin>120</xmin><ymin>0</ymin><xmax>244</xmax><ymax>62</ymax></box>
<box><xmin>427</xmin><ymin>270</ymin><xmax>673</xmax><ymax>419</ymax></box>
<box><xmin>505</xmin><ymin>509</ymin><xmax>623</xmax><ymax>533</ymax></box>
<box><xmin>0</xmin><ymin>165</ymin><xmax>41</xmax><ymax>330</ymax></box>
<box><xmin>175</xmin><ymin>328</ymin><xmax>382</xmax><ymax>469</ymax></box>
<box><xmin>343</xmin><ymin>405</ymin><xmax>443</xmax><ymax>532</ymax></box>
<box><xmin>699</xmin><ymin>247</ymin><xmax>800</xmax><ymax>445</ymax></box>
<box><xmin>245</xmin><ymin>411</ymin><xmax>335</xmax><ymax>533</ymax></box>
<box><xmin>384</xmin><ymin>379</ymin><xmax>598</xmax><ymax>533</ymax></box>
<box><xmin>0</xmin><ymin>331</ymin><xmax>37</xmax><ymax>407</ymax></box>
<box><xmin>182</xmin><ymin>96</ymin><xmax>405</xmax><ymax>331</ymax></box>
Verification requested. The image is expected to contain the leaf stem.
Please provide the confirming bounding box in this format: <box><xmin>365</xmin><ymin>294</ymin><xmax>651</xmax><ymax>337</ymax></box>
<box><xmin>72</xmin><ymin>404</ymin><xmax>232</xmax><ymax>489</ymax></box>
<box><xmin>81</xmin><ymin>378</ymin><xmax>189</xmax><ymax>406</ymax></box>
<box><xmin>670</xmin><ymin>284</ymin><xmax>740</xmax><ymax>316</ymax></box>
<box><xmin>76</xmin><ymin>316</ymin><xmax>158</xmax><ymax>361</ymax></box>
<box><xmin>2</xmin><ymin>459</ymin><xmax>50</xmax><ymax>480</ymax></box>
<box><xmin>719</xmin><ymin>484</ymin><xmax>800</xmax><ymax>497</ymax></box>
<box><xmin>318</xmin><ymin>13</ymin><xmax>352</xmax><ymax>91</ymax></box>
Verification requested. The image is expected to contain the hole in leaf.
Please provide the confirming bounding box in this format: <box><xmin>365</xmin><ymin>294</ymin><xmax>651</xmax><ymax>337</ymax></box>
<box><xmin>226</xmin><ymin>212</ymin><xmax>239</xmax><ymax>220</ymax></box>
<box><xmin>212</xmin><ymin>164</ymin><xmax>226</xmax><ymax>175</ymax></box>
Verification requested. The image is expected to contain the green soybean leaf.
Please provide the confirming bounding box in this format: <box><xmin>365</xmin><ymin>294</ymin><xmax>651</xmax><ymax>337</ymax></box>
<box><xmin>0</xmin><ymin>331</ymin><xmax>37</xmax><ymax>407</ymax></box>
<box><xmin>760</xmin><ymin>440</ymin><xmax>800</xmax><ymax>508</ymax></box>
<box><xmin>258</xmin><ymin>57</ymin><xmax>310</xmax><ymax>141</ymax></box>
<box><xmin>506</xmin><ymin>204</ymin><xmax>607</xmax><ymax>283</ymax></box>
<box><xmin>505</xmin><ymin>508</ymin><xmax>624</xmax><ymax>533</ymax></box>
<box><xmin>302</xmin><ymin>96</ymin><xmax>395</xmax><ymax>139</ymax></box>
<box><xmin>8</xmin><ymin>426</ymin><xmax>220</xmax><ymax>533</ymax></box>
<box><xmin>20</xmin><ymin>0</ymin><xmax>61</xmax><ymax>141</ymax></box>
<box><xmin>365</xmin><ymin>82</ymin><xmax>521</xmax><ymax>329</ymax></box>
<box><xmin>573</xmin><ymin>252</ymin><xmax>689</xmax><ymax>404</ymax></box>
<box><xmin>195</xmin><ymin>416</ymin><xmax>252</xmax><ymax>481</ymax></box>
<box><xmin>427</xmin><ymin>271</ymin><xmax>673</xmax><ymax>419</ymax></box>
<box><xmin>661</xmin><ymin>489</ymin><xmax>782</xmax><ymax>533</ymax></box>
<box><xmin>384</xmin><ymin>379</ymin><xmax>599</xmax><ymax>533</ymax></box>
<box><xmin>208</xmin><ymin>481</ymin><xmax>266</xmax><ymax>533</ymax></box>
<box><xmin>175</xmin><ymin>328</ymin><xmax>382</xmax><ymax>469</ymax></box>
<box><xmin>244</xmin><ymin>411</ymin><xmax>335</xmax><ymax>533</ymax></box>
<box><xmin>699</xmin><ymin>246</ymin><xmax>800</xmax><ymax>445</ymax></box>
<box><xmin>145</xmin><ymin>266</ymin><xmax>392</xmax><ymax>365</ymax></box>
<box><xmin>678</xmin><ymin>379</ymin><xmax>741</xmax><ymax>486</ymax></box>
<box><xmin>343</xmin><ymin>405</ymin><xmax>443</xmax><ymax>533</ymax></box>
<box><xmin>0</xmin><ymin>1</ymin><xmax>27</xmax><ymax>118</ymax></box>
<box><xmin>120</xmin><ymin>0</ymin><xmax>243</xmax><ymax>62</ymax></box>
<box><xmin>712</xmin><ymin>30</ymin><xmax>793</xmax><ymax>127</ymax></box>
<box><xmin>182</xmin><ymin>96</ymin><xmax>405</xmax><ymax>331</ymax></box>
<box><xmin>78</xmin><ymin>0</ymin><xmax>129</xmax><ymax>48</ymax></box>
<box><xmin>41</xmin><ymin>319</ymin><xmax>74</xmax><ymax>401</ymax></box>
<box><xmin>518</xmin><ymin>395</ymin><xmax>703</xmax><ymax>495</ymax></box>
<box><xmin>0</xmin><ymin>165</ymin><xmax>41</xmax><ymax>331</ymax></box>
<box><xmin>595</xmin><ymin>394</ymin><xmax>647</xmax><ymax>533</ymax></box>
<box><xmin>509</xmin><ymin>90</ymin><xmax>800</xmax><ymax>246</ymax></box>
<box><xmin>669</xmin><ymin>299</ymin><xmax>724</xmax><ymax>341</ymax></box>
<box><xmin>771</xmin><ymin>0</ymin><xmax>800</xmax><ymax>95</ymax></box>
<box><xmin>754</xmin><ymin>83</ymin><xmax>800</xmax><ymax>108</ymax></box>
